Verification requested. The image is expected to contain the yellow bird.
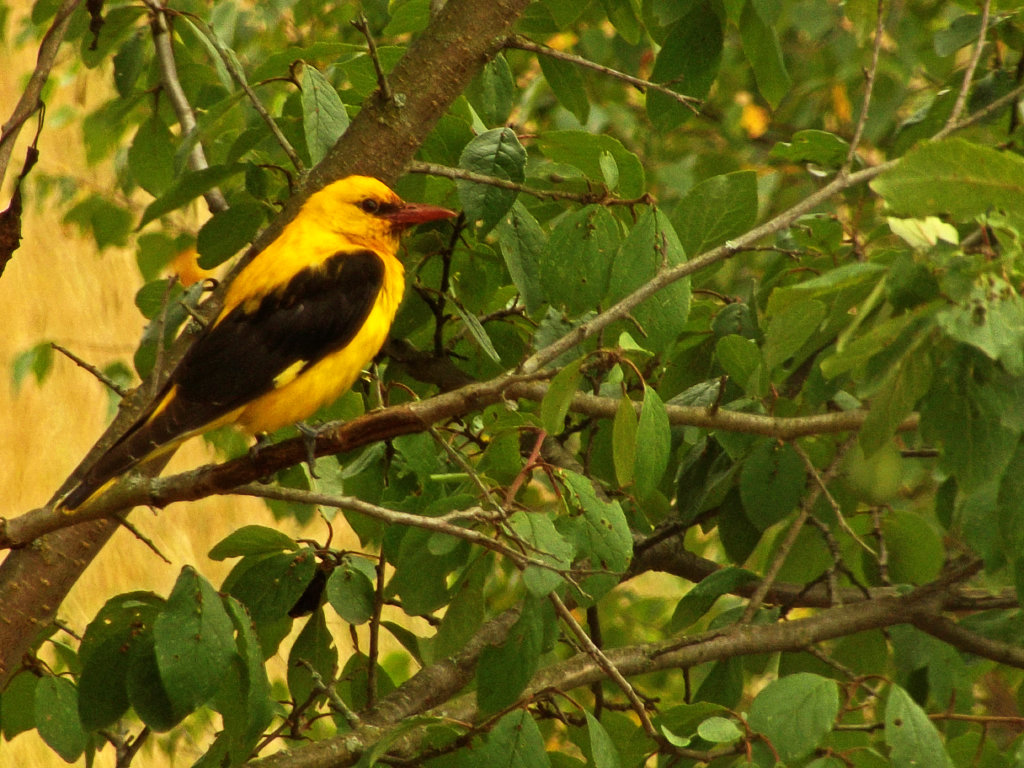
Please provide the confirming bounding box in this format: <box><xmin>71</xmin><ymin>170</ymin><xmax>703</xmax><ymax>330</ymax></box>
<box><xmin>59</xmin><ymin>176</ymin><xmax>456</xmax><ymax>510</ymax></box>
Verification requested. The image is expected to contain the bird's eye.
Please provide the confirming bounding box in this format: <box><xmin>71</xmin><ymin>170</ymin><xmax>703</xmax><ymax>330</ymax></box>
<box><xmin>359</xmin><ymin>198</ymin><xmax>381</xmax><ymax>214</ymax></box>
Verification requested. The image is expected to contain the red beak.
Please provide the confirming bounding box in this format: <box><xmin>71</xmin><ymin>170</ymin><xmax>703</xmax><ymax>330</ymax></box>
<box><xmin>386</xmin><ymin>202</ymin><xmax>457</xmax><ymax>230</ymax></box>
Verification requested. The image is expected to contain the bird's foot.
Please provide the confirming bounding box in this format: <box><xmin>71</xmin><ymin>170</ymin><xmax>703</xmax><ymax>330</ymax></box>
<box><xmin>296</xmin><ymin>422</ymin><xmax>322</xmax><ymax>479</ymax></box>
<box><xmin>249</xmin><ymin>432</ymin><xmax>275</xmax><ymax>484</ymax></box>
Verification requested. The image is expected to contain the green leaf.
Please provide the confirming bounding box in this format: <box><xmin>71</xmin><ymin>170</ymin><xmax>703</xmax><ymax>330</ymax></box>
<box><xmin>537</xmin><ymin>131</ymin><xmax>645</xmax><ymax>197</ymax></box>
<box><xmin>382</xmin><ymin>0</ymin><xmax>430</xmax><ymax>35</ymax></box>
<box><xmin>1</xmin><ymin>671</ymin><xmax>38</xmax><ymax>739</ymax></box>
<box><xmin>434</xmin><ymin>557</ymin><xmax>488</xmax><ymax>658</ymax></box>
<box><xmin>209</xmin><ymin>525</ymin><xmax>299</xmax><ymax>560</ymax></box>
<box><xmin>612</xmin><ymin>393</ymin><xmax>638</xmax><ymax>487</ymax></box>
<box><xmin>541</xmin><ymin>205</ymin><xmax>620</xmax><ymax>315</ymax></box>
<box><xmin>882</xmin><ymin>511</ymin><xmax>944</xmax><ymax>584</ymax></box>
<box><xmin>740</xmin><ymin>440</ymin><xmax>807</xmax><ymax>530</ymax></box>
<box><xmin>458</xmin><ymin>127</ymin><xmax>526</xmax><ymax>233</ymax></box>
<box><xmin>497</xmin><ymin>201</ymin><xmax>547</xmax><ymax>313</ymax></box>
<box><xmin>634</xmin><ymin>385</ymin><xmax>671</xmax><ymax>501</ymax></box>
<box><xmin>937</xmin><ymin>279</ymin><xmax>1024</xmax><ymax>376</ymax></box>
<box><xmin>739</xmin><ymin>0</ymin><xmax>792</xmax><ymax>108</ymax></box>
<box><xmin>11</xmin><ymin>341</ymin><xmax>54</xmax><ymax>394</ymax></box>
<box><xmin>716</xmin><ymin>334</ymin><xmax>767</xmax><ymax>397</ymax></box>
<box><xmin>301</xmin><ymin>63</ymin><xmax>350</xmax><ymax>165</ymax></box>
<box><xmin>647</xmin><ymin>6</ymin><xmax>723</xmax><ymax>130</ymax></box>
<box><xmin>78</xmin><ymin>592</ymin><xmax>163</xmax><ymax>730</ymax></box>
<box><xmin>35</xmin><ymin>676</ymin><xmax>88</xmax><ymax>762</ymax></box>
<box><xmin>606</xmin><ymin>208</ymin><xmax>691</xmax><ymax>351</ymax></box>
<box><xmin>748</xmin><ymin>674</ymin><xmax>839</xmax><ymax>762</ymax></box>
<box><xmin>859</xmin><ymin>350</ymin><xmax>932</xmax><ymax>456</ymax></box>
<box><xmin>477</xmin><ymin>601</ymin><xmax>545</xmax><ymax>714</ymax></box>
<box><xmin>139</xmin><ymin>164</ymin><xmax>247</xmax><ymax>228</ymax></box>
<box><xmin>770</xmin><ymin>129</ymin><xmax>850</xmax><ymax>168</ymax></box>
<box><xmin>465</xmin><ymin>54</ymin><xmax>515</xmax><ymax>126</ymax></box>
<box><xmin>762</xmin><ymin>298</ymin><xmax>826</xmax><ymax>371</ymax></box>
<box><xmin>885</xmin><ymin>684</ymin><xmax>952</xmax><ymax>768</ymax></box>
<box><xmin>541</xmin><ymin>357</ymin><xmax>583</xmax><ymax>435</ymax></box>
<box><xmin>154</xmin><ymin>567</ymin><xmax>236</xmax><ymax>717</ymax></box>
<box><xmin>600</xmin><ymin>0</ymin><xmax>643</xmax><ymax>44</ymax></box>
<box><xmin>934</xmin><ymin>13</ymin><xmax>984</xmax><ymax>57</ymax></box>
<box><xmin>451</xmin><ymin>299</ymin><xmax>501</xmax><ymax>363</ymax></box>
<box><xmin>216</xmin><ymin>597</ymin><xmax>274</xmax><ymax>761</ymax></box>
<box><xmin>64</xmin><ymin>194</ymin><xmax>133</xmax><ymax>250</ymax></box>
<box><xmin>196</xmin><ymin>201</ymin><xmax>267</xmax><ymax>268</ymax></box>
<box><xmin>287</xmin><ymin>609</ymin><xmax>338</xmax><ymax>704</ymax></box>
<box><xmin>225</xmin><ymin>549</ymin><xmax>317</xmax><ymax>623</ymax></box>
<box><xmin>667</xmin><ymin>567</ymin><xmax>759</xmax><ymax>633</ymax></box>
<box><xmin>113</xmin><ymin>30</ymin><xmax>145</xmax><ymax>97</ymax></box>
<box><xmin>387</xmin><ymin>527</ymin><xmax>458</xmax><ymax>616</ymax></box>
<box><xmin>872</xmin><ymin>139</ymin><xmax>1024</xmax><ymax>225</ymax></box>
<box><xmin>326</xmin><ymin>559</ymin><xmax>376</xmax><ymax>625</ymax></box>
<box><xmin>539</xmin><ymin>53</ymin><xmax>589</xmax><ymax>125</ymax></box>
<box><xmin>482</xmin><ymin>709</ymin><xmax>552</xmax><ymax>768</ymax></box>
<box><xmin>671</xmin><ymin>171</ymin><xmax>757</xmax><ymax>258</ymax></box>
<box><xmin>697</xmin><ymin>716</ymin><xmax>743</xmax><ymax>743</ymax></box>
<box><xmin>585</xmin><ymin>710</ymin><xmax>621</xmax><ymax>768</ymax></box>
<box><xmin>919</xmin><ymin>353</ymin><xmax>1020</xmax><ymax>491</ymax></box>
<box><xmin>129</xmin><ymin>114</ymin><xmax>176</xmax><ymax>196</ymax></box>
<box><xmin>508</xmin><ymin>511</ymin><xmax>574</xmax><ymax>596</ymax></box>
<box><xmin>559</xmin><ymin>470</ymin><xmax>633</xmax><ymax>603</ymax></box>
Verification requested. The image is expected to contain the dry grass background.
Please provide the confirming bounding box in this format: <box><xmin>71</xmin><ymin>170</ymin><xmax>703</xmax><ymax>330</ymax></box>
<box><xmin>0</xmin><ymin>14</ymin><xmax>366</xmax><ymax>767</ymax></box>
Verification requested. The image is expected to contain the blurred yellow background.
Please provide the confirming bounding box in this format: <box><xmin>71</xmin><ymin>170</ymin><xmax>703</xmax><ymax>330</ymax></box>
<box><xmin>0</xmin><ymin>15</ymin><xmax>342</xmax><ymax>767</ymax></box>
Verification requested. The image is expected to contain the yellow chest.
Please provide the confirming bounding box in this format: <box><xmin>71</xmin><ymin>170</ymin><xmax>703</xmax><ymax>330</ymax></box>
<box><xmin>224</xmin><ymin>229</ymin><xmax>406</xmax><ymax>434</ymax></box>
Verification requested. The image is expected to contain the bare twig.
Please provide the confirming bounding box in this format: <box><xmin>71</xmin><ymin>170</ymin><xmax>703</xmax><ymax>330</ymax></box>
<box><xmin>739</xmin><ymin>439</ymin><xmax>855</xmax><ymax>624</ymax></box>
<box><xmin>144</xmin><ymin>0</ymin><xmax>229</xmax><ymax>213</ymax></box>
<box><xmin>846</xmin><ymin>0</ymin><xmax>886</xmax><ymax>166</ymax></box>
<box><xmin>408</xmin><ymin>160</ymin><xmax>653</xmax><ymax>206</ymax></box>
<box><xmin>352</xmin><ymin>14</ymin><xmax>394</xmax><ymax>102</ymax></box>
<box><xmin>52</xmin><ymin>343</ymin><xmax>130</xmax><ymax>396</ymax></box>
<box><xmin>506</xmin><ymin>35</ymin><xmax>701</xmax><ymax>114</ymax></box>
<box><xmin>549</xmin><ymin>593</ymin><xmax>658</xmax><ymax>740</ymax></box>
<box><xmin>0</xmin><ymin>0</ymin><xmax>81</xmax><ymax>188</ymax></box>
<box><xmin>178</xmin><ymin>10</ymin><xmax>304</xmax><ymax>171</ymax></box>
<box><xmin>946</xmin><ymin>0</ymin><xmax>992</xmax><ymax>129</ymax></box>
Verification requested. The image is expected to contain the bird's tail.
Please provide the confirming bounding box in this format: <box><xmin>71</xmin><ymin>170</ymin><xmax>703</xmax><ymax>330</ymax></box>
<box><xmin>57</xmin><ymin>395</ymin><xmax>187</xmax><ymax>511</ymax></box>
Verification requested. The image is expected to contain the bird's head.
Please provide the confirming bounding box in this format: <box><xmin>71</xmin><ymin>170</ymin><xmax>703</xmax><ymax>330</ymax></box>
<box><xmin>307</xmin><ymin>175</ymin><xmax>456</xmax><ymax>253</ymax></box>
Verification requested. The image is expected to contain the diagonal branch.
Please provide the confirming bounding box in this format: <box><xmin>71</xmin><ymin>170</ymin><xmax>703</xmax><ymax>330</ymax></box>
<box><xmin>144</xmin><ymin>0</ymin><xmax>229</xmax><ymax>213</ymax></box>
<box><xmin>0</xmin><ymin>0</ymin><xmax>81</xmax><ymax>189</ymax></box>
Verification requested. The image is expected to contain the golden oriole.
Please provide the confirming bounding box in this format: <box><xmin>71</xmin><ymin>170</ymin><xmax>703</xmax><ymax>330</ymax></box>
<box><xmin>59</xmin><ymin>175</ymin><xmax>455</xmax><ymax>510</ymax></box>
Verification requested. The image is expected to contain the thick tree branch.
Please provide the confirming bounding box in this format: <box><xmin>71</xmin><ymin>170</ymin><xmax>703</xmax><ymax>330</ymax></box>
<box><xmin>251</xmin><ymin>573</ymin><xmax>976</xmax><ymax>767</ymax></box>
<box><xmin>0</xmin><ymin>371</ymin><xmax>919</xmax><ymax>548</ymax></box>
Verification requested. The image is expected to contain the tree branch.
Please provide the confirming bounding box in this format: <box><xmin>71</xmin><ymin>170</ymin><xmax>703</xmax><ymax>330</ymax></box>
<box><xmin>0</xmin><ymin>0</ymin><xmax>81</xmax><ymax>189</ymax></box>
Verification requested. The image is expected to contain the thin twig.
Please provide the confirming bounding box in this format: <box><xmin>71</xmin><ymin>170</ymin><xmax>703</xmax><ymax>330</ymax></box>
<box><xmin>143</xmin><ymin>0</ymin><xmax>229</xmax><ymax>213</ymax></box>
<box><xmin>352</xmin><ymin>14</ymin><xmax>394</xmax><ymax>102</ymax></box>
<box><xmin>51</xmin><ymin>343</ymin><xmax>130</xmax><ymax>396</ymax></box>
<box><xmin>408</xmin><ymin>160</ymin><xmax>653</xmax><ymax>206</ymax></box>
<box><xmin>230</xmin><ymin>484</ymin><xmax>590</xmax><ymax>579</ymax></box>
<box><xmin>946</xmin><ymin>0</ymin><xmax>992</xmax><ymax>129</ymax></box>
<box><xmin>297</xmin><ymin>659</ymin><xmax>361</xmax><ymax>727</ymax></box>
<box><xmin>179</xmin><ymin>10</ymin><xmax>304</xmax><ymax>171</ymax></box>
<box><xmin>739</xmin><ymin>438</ymin><xmax>855</xmax><ymax>624</ymax></box>
<box><xmin>846</xmin><ymin>0</ymin><xmax>886</xmax><ymax>166</ymax></box>
<box><xmin>0</xmin><ymin>0</ymin><xmax>81</xmax><ymax>189</ymax></box>
<box><xmin>115</xmin><ymin>516</ymin><xmax>172</xmax><ymax>564</ymax></box>
<box><xmin>367</xmin><ymin>557</ymin><xmax>385</xmax><ymax>709</ymax></box>
<box><xmin>506</xmin><ymin>35</ymin><xmax>701</xmax><ymax>114</ymax></box>
<box><xmin>549</xmin><ymin>592</ymin><xmax>658</xmax><ymax>740</ymax></box>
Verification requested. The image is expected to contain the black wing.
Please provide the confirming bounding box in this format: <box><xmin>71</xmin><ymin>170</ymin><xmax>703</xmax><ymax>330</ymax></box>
<box><xmin>61</xmin><ymin>249</ymin><xmax>384</xmax><ymax>509</ymax></box>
